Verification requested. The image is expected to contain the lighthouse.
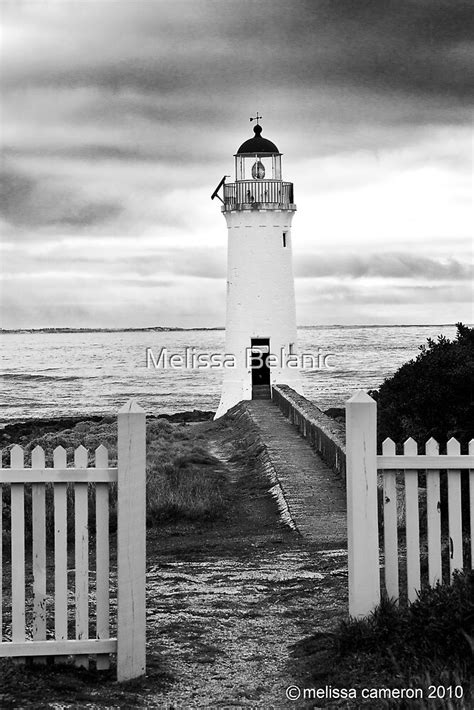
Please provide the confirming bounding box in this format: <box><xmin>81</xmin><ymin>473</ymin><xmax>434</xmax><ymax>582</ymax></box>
<box><xmin>212</xmin><ymin>117</ymin><xmax>301</xmax><ymax>418</ymax></box>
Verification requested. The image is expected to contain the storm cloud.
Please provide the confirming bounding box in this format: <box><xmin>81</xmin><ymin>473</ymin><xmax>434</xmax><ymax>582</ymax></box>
<box><xmin>4</xmin><ymin>1</ymin><xmax>473</xmax><ymax>99</ymax></box>
<box><xmin>1</xmin><ymin>0</ymin><xmax>472</xmax><ymax>327</ymax></box>
<box><xmin>1</xmin><ymin>167</ymin><xmax>122</xmax><ymax>230</ymax></box>
<box><xmin>294</xmin><ymin>253</ymin><xmax>473</xmax><ymax>281</ymax></box>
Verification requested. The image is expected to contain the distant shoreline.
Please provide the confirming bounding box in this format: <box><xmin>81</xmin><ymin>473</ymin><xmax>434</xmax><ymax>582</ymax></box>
<box><xmin>0</xmin><ymin>326</ymin><xmax>225</xmax><ymax>334</ymax></box>
<box><xmin>0</xmin><ymin>324</ymin><xmax>459</xmax><ymax>334</ymax></box>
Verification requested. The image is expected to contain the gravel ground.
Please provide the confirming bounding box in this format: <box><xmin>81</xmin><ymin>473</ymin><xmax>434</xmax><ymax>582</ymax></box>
<box><xmin>141</xmin><ymin>542</ymin><xmax>347</xmax><ymax>709</ymax></box>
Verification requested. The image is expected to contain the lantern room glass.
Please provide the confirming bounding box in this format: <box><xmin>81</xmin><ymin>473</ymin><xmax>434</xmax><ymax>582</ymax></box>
<box><xmin>235</xmin><ymin>154</ymin><xmax>282</xmax><ymax>181</ymax></box>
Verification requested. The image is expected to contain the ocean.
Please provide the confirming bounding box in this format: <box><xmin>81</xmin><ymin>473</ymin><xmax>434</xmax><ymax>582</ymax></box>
<box><xmin>0</xmin><ymin>325</ymin><xmax>458</xmax><ymax>423</ymax></box>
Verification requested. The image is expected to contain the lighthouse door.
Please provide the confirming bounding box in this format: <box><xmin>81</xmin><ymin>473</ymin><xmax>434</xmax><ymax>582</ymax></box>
<box><xmin>250</xmin><ymin>338</ymin><xmax>271</xmax><ymax>399</ymax></box>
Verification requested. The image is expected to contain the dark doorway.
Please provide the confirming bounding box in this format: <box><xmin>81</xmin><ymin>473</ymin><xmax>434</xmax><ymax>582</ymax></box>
<box><xmin>250</xmin><ymin>338</ymin><xmax>271</xmax><ymax>399</ymax></box>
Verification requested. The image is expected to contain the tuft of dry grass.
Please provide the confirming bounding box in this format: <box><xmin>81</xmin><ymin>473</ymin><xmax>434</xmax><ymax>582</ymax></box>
<box><xmin>145</xmin><ymin>420</ymin><xmax>230</xmax><ymax>524</ymax></box>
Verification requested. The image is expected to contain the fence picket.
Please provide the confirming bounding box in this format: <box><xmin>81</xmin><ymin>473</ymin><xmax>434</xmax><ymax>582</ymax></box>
<box><xmin>470</xmin><ymin>440</ymin><xmax>474</xmax><ymax>569</ymax></box>
<box><xmin>10</xmin><ymin>445</ymin><xmax>25</xmax><ymax>662</ymax></box>
<box><xmin>425</xmin><ymin>438</ymin><xmax>442</xmax><ymax>586</ymax></box>
<box><xmin>95</xmin><ymin>445</ymin><xmax>110</xmax><ymax>670</ymax></box>
<box><xmin>404</xmin><ymin>438</ymin><xmax>420</xmax><ymax>602</ymax></box>
<box><xmin>382</xmin><ymin>438</ymin><xmax>398</xmax><ymax>601</ymax></box>
<box><xmin>345</xmin><ymin>391</ymin><xmax>380</xmax><ymax>618</ymax></box>
<box><xmin>53</xmin><ymin>446</ymin><xmax>68</xmax><ymax>660</ymax></box>
<box><xmin>31</xmin><ymin>446</ymin><xmax>47</xmax><ymax>663</ymax></box>
<box><xmin>447</xmin><ymin>437</ymin><xmax>463</xmax><ymax>578</ymax></box>
<box><xmin>74</xmin><ymin>445</ymin><xmax>89</xmax><ymax>669</ymax></box>
<box><xmin>117</xmin><ymin>400</ymin><xmax>146</xmax><ymax>681</ymax></box>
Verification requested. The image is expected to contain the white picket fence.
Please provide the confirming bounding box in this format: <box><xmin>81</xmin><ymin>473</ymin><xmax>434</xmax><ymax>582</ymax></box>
<box><xmin>346</xmin><ymin>391</ymin><xmax>474</xmax><ymax>618</ymax></box>
<box><xmin>0</xmin><ymin>399</ymin><xmax>146</xmax><ymax>681</ymax></box>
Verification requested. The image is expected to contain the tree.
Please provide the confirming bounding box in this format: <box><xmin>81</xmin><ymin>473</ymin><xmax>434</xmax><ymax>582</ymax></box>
<box><xmin>369</xmin><ymin>323</ymin><xmax>474</xmax><ymax>449</ymax></box>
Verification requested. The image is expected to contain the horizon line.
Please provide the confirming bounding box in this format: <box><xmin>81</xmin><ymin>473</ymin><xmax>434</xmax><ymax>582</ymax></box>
<box><xmin>0</xmin><ymin>323</ymin><xmax>465</xmax><ymax>334</ymax></box>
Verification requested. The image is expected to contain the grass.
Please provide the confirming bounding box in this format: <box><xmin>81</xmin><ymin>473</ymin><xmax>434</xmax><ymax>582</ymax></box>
<box><xmin>145</xmin><ymin>421</ymin><xmax>231</xmax><ymax>524</ymax></box>
<box><xmin>0</xmin><ymin>655</ymin><xmax>174</xmax><ymax>709</ymax></box>
<box><xmin>295</xmin><ymin>570</ymin><xmax>474</xmax><ymax>708</ymax></box>
<box><xmin>1</xmin><ymin>417</ymin><xmax>231</xmax><ymax>546</ymax></box>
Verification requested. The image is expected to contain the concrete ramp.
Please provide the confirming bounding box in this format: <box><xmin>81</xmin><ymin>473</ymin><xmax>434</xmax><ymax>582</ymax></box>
<box><xmin>247</xmin><ymin>400</ymin><xmax>347</xmax><ymax>548</ymax></box>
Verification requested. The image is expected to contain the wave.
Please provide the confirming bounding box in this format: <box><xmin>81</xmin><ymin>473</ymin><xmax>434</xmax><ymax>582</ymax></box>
<box><xmin>1</xmin><ymin>373</ymin><xmax>83</xmax><ymax>382</ymax></box>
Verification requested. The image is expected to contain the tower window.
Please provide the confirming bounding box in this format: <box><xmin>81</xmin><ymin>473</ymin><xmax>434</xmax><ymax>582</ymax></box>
<box><xmin>282</xmin><ymin>231</ymin><xmax>287</xmax><ymax>247</ymax></box>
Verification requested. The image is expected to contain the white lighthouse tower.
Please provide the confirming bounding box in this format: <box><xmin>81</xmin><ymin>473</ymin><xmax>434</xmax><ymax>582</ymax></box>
<box><xmin>212</xmin><ymin>117</ymin><xmax>301</xmax><ymax>418</ymax></box>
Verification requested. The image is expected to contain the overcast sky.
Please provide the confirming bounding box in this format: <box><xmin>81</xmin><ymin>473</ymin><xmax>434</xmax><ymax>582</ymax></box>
<box><xmin>1</xmin><ymin>0</ymin><xmax>472</xmax><ymax>328</ymax></box>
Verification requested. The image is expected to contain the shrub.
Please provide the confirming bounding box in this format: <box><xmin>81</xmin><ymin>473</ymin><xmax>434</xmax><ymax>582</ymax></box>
<box><xmin>369</xmin><ymin>323</ymin><xmax>474</xmax><ymax>448</ymax></box>
<box><xmin>337</xmin><ymin>570</ymin><xmax>474</xmax><ymax>673</ymax></box>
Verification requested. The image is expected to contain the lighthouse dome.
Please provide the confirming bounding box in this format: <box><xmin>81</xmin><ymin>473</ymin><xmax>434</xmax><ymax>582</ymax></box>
<box><xmin>236</xmin><ymin>124</ymin><xmax>280</xmax><ymax>155</ymax></box>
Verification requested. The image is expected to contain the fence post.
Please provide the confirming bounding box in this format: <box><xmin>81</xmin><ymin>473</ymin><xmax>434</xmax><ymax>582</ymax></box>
<box><xmin>117</xmin><ymin>399</ymin><xmax>146</xmax><ymax>682</ymax></box>
<box><xmin>345</xmin><ymin>390</ymin><xmax>380</xmax><ymax>618</ymax></box>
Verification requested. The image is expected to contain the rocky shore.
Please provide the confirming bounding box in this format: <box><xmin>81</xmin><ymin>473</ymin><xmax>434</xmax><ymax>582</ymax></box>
<box><xmin>0</xmin><ymin>409</ymin><xmax>214</xmax><ymax>448</ymax></box>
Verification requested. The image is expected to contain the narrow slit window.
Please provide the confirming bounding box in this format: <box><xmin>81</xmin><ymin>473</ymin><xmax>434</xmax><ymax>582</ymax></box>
<box><xmin>282</xmin><ymin>231</ymin><xmax>287</xmax><ymax>247</ymax></box>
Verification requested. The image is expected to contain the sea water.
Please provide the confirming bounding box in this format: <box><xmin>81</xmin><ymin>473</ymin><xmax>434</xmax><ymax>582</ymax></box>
<box><xmin>0</xmin><ymin>325</ymin><xmax>458</xmax><ymax>422</ymax></box>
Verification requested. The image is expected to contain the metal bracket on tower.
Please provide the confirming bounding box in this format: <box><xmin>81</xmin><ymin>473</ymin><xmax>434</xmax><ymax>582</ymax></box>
<box><xmin>211</xmin><ymin>175</ymin><xmax>229</xmax><ymax>204</ymax></box>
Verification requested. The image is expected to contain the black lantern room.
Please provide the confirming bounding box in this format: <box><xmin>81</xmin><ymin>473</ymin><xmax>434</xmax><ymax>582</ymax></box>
<box><xmin>235</xmin><ymin>124</ymin><xmax>282</xmax><ymax>181</ymax></box>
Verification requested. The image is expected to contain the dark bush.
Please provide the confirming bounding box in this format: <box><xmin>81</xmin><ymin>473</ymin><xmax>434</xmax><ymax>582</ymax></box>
<box><xmin>337</xmin><ymin>570</ymin><xmax>474</xmax><ymax>672</ymax></box>
<box><xmin>369</xmin><ymin>323</ymin><xmax>474</xmax><ymax>448</ymax></box>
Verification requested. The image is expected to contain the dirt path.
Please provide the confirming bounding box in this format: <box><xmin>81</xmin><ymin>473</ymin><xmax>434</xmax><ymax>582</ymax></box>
<box><xmin>137</xmin><ymin>422</ymin><xmax>348</xmax><ymax>709</ymax></box>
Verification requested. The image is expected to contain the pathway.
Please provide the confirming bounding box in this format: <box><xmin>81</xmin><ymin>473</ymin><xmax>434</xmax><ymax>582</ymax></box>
<box><xmin>137</xmin><ymin>414</ymin><xmax>348</xmax><ymax>709</ymax></box>
<box><xmin>247</xmin><ymin>400</ymin><xmax>347</xmax><ymax>547</ymax></box>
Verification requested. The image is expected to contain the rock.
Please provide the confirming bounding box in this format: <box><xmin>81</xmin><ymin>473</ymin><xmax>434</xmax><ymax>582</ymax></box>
<box><xmin>323</xmin><ymin>408</ymin><xmax>345</xmax><ymax>421</ymax></box>
<box><xmin>153</xmin><ymin>410</ymin><xmax>215</xmax><ymax>423</ymax></box>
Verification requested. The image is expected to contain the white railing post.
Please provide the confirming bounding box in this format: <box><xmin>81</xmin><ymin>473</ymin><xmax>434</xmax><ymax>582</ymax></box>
<box><xmin>117</xmin><ymin>399</ymin><xmax>146</xmax><ymax>682</ymax></box>
<box><xmin>345</xmin><ymin>390</ymin><xmax>380</xmax><ymax>618</ymax></box>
